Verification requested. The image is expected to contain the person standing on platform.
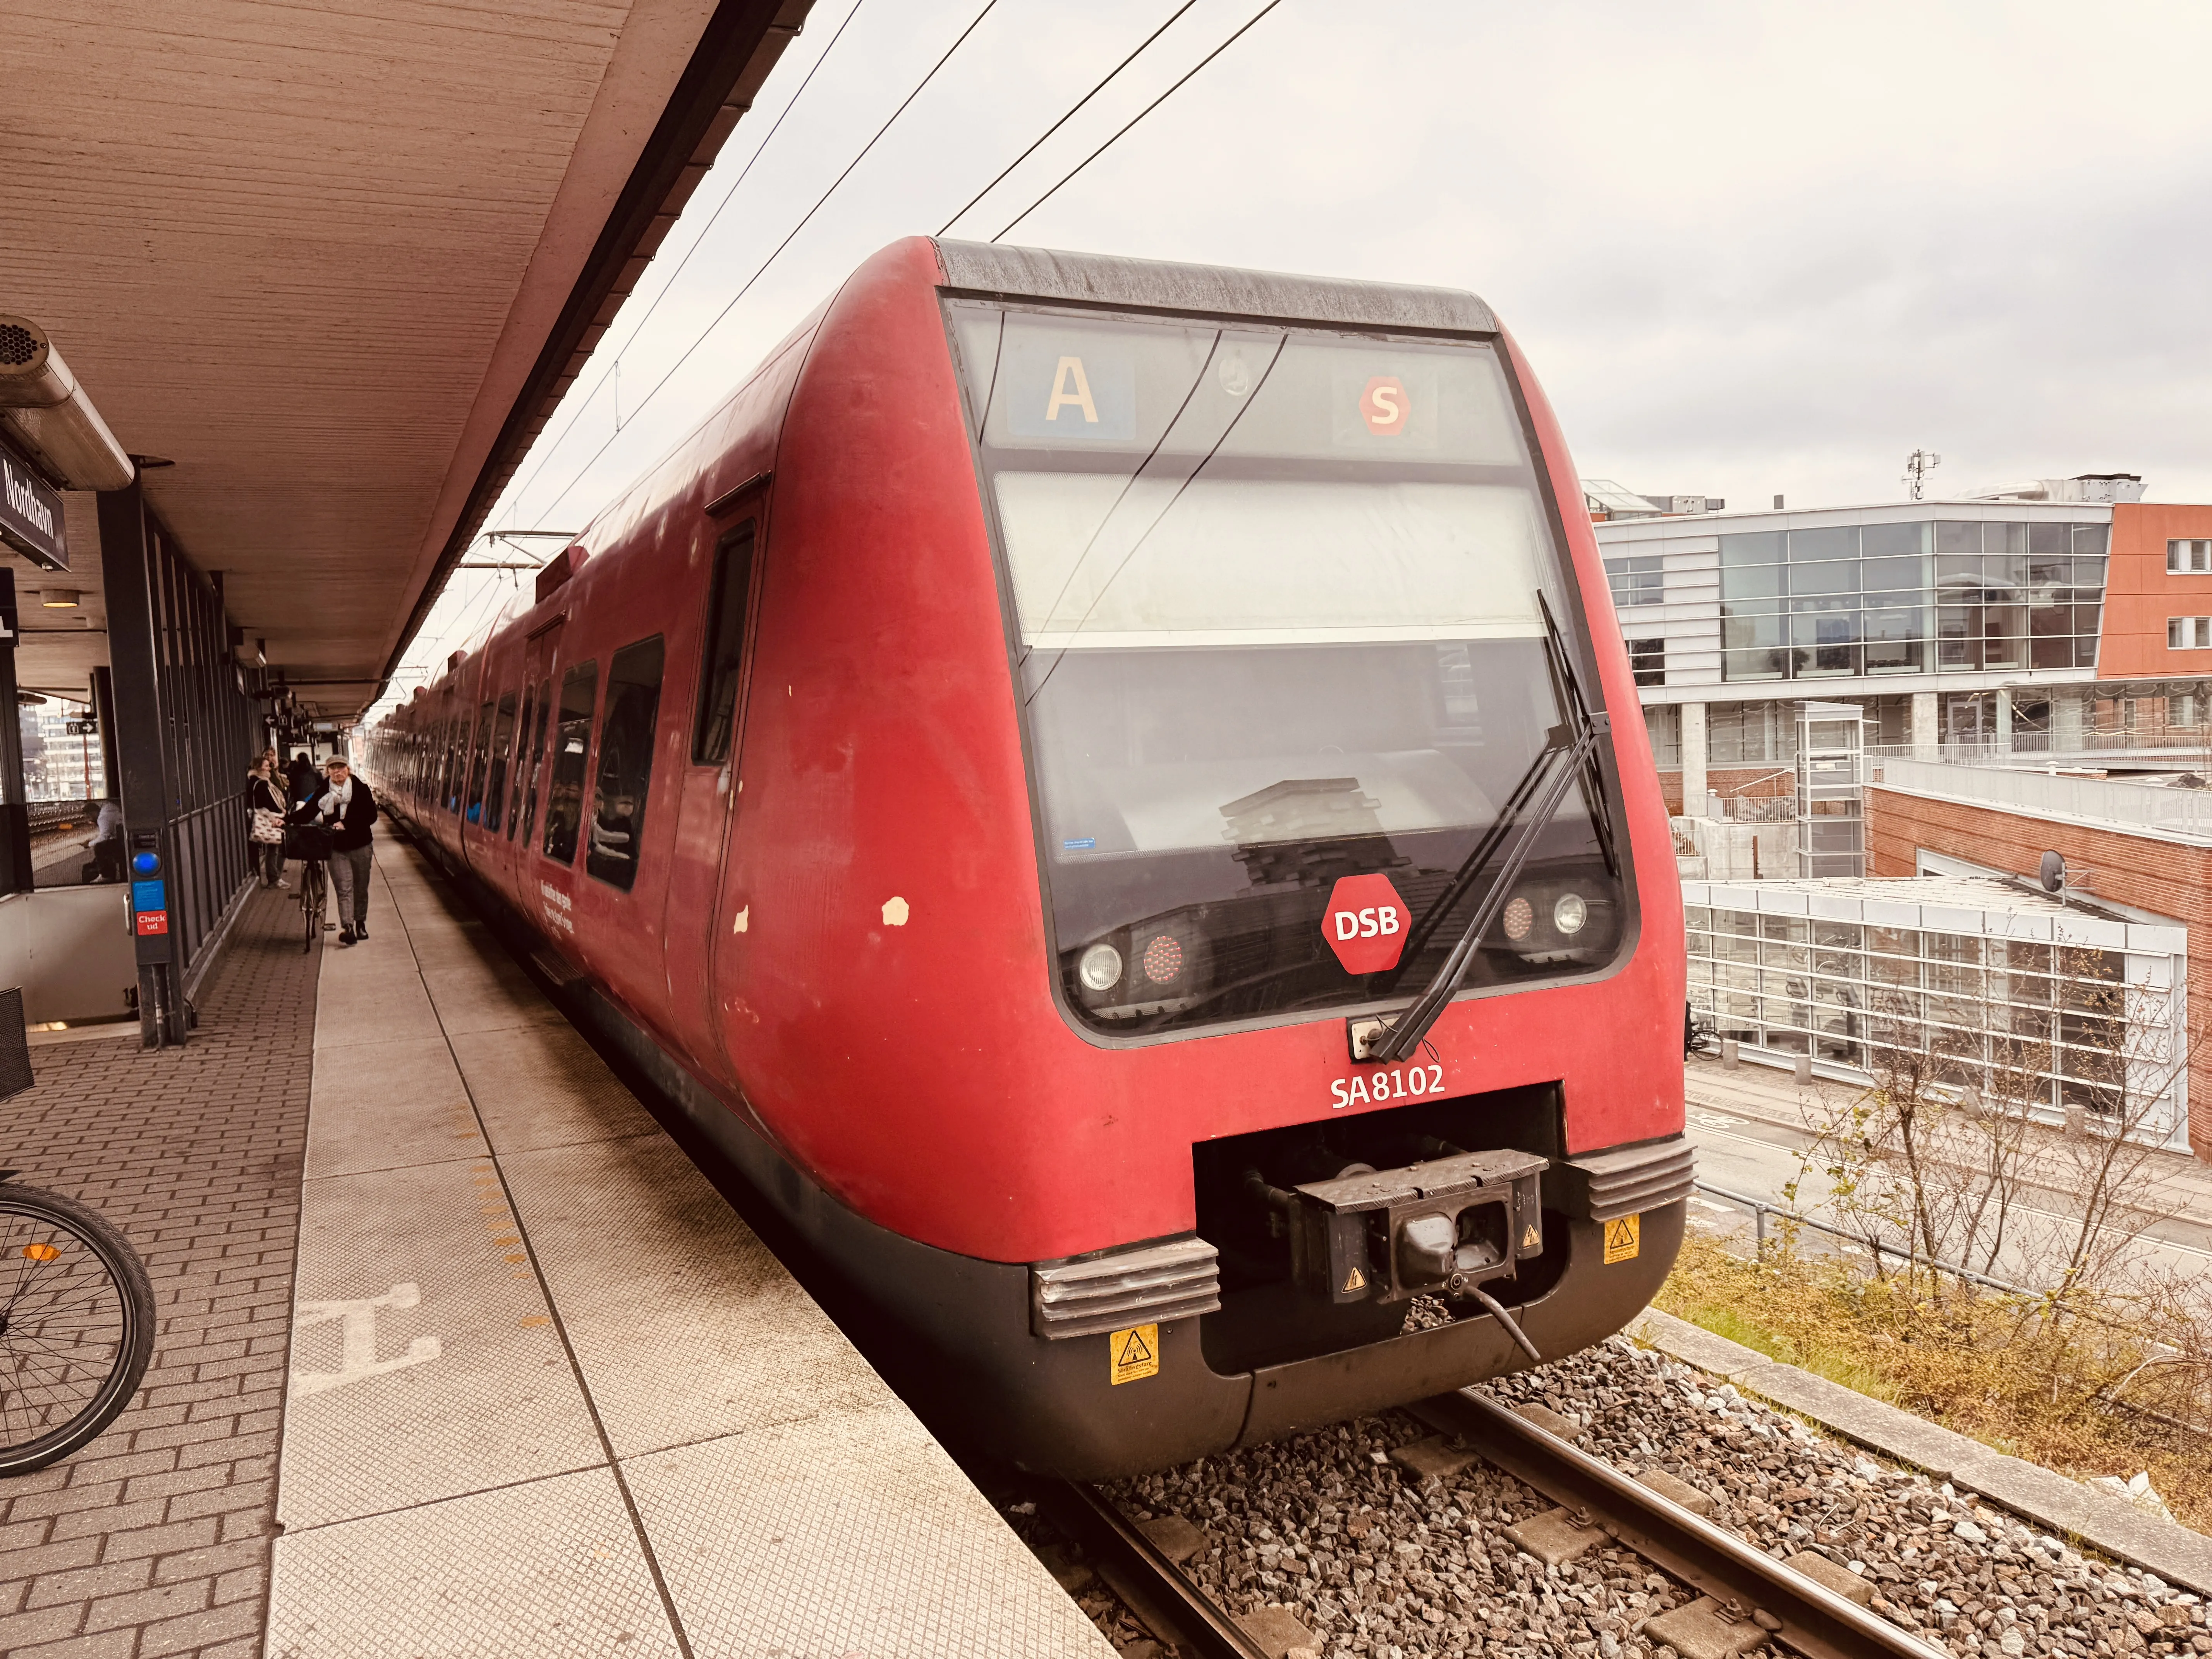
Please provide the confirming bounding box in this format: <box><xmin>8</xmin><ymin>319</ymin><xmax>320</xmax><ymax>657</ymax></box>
<box><xmin>248</xmin><ymin>759</ymin><xmax>289</xmax><ymax>889</ymax></box>
<box><xmin>286</xmin><ymin>750</ymin><xmax>317</xmax><ymax>809</ymax></box>
<box><xmin>86</xmin><ymin>797</ymin><xmax>125</xmax><ymax>883</ymax></box>
<box><xmin>315</xmin><ymin>756</ymin><xmax>377</xmax><ymax>945</ymax></box>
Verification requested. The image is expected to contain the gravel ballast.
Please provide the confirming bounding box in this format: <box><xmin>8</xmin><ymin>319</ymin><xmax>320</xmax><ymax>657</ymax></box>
<box><xmin>1085</xmin><ymin>1336</ymin><xmax>2211</xmax><ymax>1659</ymax></box>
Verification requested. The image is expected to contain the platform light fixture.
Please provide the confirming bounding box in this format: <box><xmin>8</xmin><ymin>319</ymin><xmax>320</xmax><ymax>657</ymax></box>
<box><xmin>41</xmin><ymin>589</ymin><xmax>79</xmax><ymax>608</ymax></box>
<box><xmin>0</xmin><ymin>316</ymin><xmax>135</xmax><ymax>491</ymax></box>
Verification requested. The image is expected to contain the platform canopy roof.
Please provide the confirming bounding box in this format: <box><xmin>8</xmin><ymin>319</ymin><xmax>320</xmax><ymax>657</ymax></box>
<box><xmin>2</xmin><ymin>0</ymin><xmax>811</xmax><ymax>717</ymax></box>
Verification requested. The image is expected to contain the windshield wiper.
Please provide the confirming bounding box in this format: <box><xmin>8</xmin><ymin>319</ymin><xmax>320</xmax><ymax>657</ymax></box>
<box><xmin>1362</xmin><ymin>596</ymin><xmax>1612</xmax><ymax>1065</ymax></box>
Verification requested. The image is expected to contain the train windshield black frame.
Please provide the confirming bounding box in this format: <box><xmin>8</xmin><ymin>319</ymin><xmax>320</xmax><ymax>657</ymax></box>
<box><xmin>946</xmin><ymin>298</ymin><xmax>1632</xmax><ymax>1039</ymax></box>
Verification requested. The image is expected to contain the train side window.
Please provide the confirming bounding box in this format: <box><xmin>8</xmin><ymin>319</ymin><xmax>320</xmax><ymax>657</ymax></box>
<box><xmin>445</xmin><ymin>712</ymin><xmax>470</xmax><ymax>814</ymax></box>
<box><xmin>507</xmin><ymin>685</ymin><xmax>535</xmax><ymax>839</ymax></box>
<box><xmin>484</xmin><ymin>691</ymin><xmax>518</xmax><ymax>833</ymax></box>
<box><xmin>541</xmin><ymin>662</ymin><xmax>598</xmax><ymax>864</ymax></box>
<box><xmin>586</xmin><ymin>636</ymin><xmax>666</xmax><ymax>892</ymax></box>
<box><xmin>692</xmin><ymin>520</ymin><xmax>756</xmax><ymax>765</ymax></box>
<box><xmin>521</xmin><ymin>675</ymin><xmax>552</xmax><ymax>848</ymax></box>
<box><xmin>465</xmin><ymin>700</ymin><xmax>495</xmax><ymax>824</ymax></box>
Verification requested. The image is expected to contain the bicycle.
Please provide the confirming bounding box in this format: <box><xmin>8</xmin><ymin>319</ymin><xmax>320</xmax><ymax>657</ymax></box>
<box><xmin>284</xmin><ymin>820</ymin><xmax>333</xmax><ymax>953</ymax></box>
<box><xmin>298</xmin><ymin>857</ymin><xmax>327</xmax><ymax>953</ymax></box>
<box><xmin>0</xmin><ymin>1172</ymin><xmax>157</xmax><ymax>1475</ymax></box>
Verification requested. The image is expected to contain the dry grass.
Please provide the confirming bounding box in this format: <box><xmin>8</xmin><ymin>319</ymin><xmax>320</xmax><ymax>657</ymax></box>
<box><xmin>1655</xmin><ymin>1232</ymin><xmax>2212</xmax><ymax>1534</ymax></box>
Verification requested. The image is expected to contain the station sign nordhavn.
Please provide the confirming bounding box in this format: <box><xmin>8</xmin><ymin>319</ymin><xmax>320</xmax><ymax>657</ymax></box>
<box><xmin>0</xmin><ymin>437</ymin><xmax>67</xmax><ymax>571</ymax></box>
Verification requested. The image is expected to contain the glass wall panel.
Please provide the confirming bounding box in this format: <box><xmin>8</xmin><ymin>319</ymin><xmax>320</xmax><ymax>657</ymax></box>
<box><xmin>1860</xmin><ymin>521</ymin><xmax>1929</xmax><ymax>560</ymax></box>
<box><xmin>1863</xmin><ymin>554</ymin><xmax>1926</xmax><ymax>592</ymax></box>
<box><xmin>1721</xmin><ymin>532</ymin><xmax>1785</xmax><ymax>565</ymax></box>
<box><xmin>1936</xmin><ymin>607</ymin><xmax>1980</xmax><ymax>669</ymax></box>
<box><xmin>1790</xmin><ymin>526</ymin><xmax>1857</xmax><ymax>562</ymax></box>
<box><xmin>1713</xmin><ymin>518</ymin><xmax>2109</xmax><ymax>683</ymax></box>
<box><xmin>1864</xmin><ymin>607</ymin><xmax>1925</xmax><ymax>672</ymax></box>
<box><xmin>1721</xmin><ymin>563</ymin><xmax>1784</xmax><ymax>599</ymax></box>
<box><xmin>1789</xmin><ymin>561</ymin><xmax>1859</xmax><ymax>596</ymax></box>
<box><xmin>1791</xmin><ymin>610</ymin><xmax>1860</xmax><ymax>677</ymax></box>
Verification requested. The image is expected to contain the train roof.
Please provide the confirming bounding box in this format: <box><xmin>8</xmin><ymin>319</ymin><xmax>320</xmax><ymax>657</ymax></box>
<box><xmin>934</xmin><ymin>239</ymin><xmax>1498</xmax><ymax>338</ymax></box>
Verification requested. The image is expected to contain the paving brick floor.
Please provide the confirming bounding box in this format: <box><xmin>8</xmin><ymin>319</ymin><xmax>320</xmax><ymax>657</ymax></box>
<box><xmin>2</xmin><ymin>885</ymin><xmax>319</xmax><ymax>1659</ymax></box>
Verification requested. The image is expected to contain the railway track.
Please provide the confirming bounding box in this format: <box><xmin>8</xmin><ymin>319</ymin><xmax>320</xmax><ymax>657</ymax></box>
<box><xmin>1040</xmin><ymin>1387</ymin><xmax>1947</xmax><ymax>1659</ymax></box>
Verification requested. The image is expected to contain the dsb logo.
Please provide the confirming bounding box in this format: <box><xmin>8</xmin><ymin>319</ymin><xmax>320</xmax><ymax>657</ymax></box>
<box><xmin>1322</xmin><ymin>874</ymin><xmax>1412</xmax><ymax>974</ymax></box>
<box><xmin>1334</xmin><ymin>907</ymin><xmax>1400</xmax><ymax>941</ymax></box>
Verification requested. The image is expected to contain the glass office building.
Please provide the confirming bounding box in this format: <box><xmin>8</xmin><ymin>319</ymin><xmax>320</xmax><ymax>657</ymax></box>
<box><xmin>1591</xmin><ymin>500</ymin><xmax>2157</xmax><ymax>787</ymax></box>
<box><xmin>1712</xmin><ymin>519</ymin><xmax>2106</xmax><ymax>683</ymax></box>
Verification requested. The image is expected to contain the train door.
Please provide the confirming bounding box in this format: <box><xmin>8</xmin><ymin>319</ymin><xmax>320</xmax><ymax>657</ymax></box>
<box><xmin>659</xmin><ymin>496</ymin><xmax>766</xmax><ymax>1072</ymax></box>
<box><xmin>516</xmin><ymin>619</ymin><xmax>575</xmax><ymax>946</ymax></box>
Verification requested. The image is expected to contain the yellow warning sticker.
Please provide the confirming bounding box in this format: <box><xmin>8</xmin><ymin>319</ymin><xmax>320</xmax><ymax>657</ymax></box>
<box><xmin>1521</xmin><ymin>1223</ymin><xmax>1541</xmax><ymax>1250</ymax></box>
<box><xmin>1342</xmin><ymin>1264</ymin><xmax>1367</xmax><ymax>1294</ymax></box>
<box><xmin>1603</xmin><ymin>1213</ymin><xmax>1641</xmax><ymax>1264</ymax></box>
<box><xmin>1110</xmin><ymin>1323</ymin><xmax>1159</xmax><ymax>1386</ymax></box>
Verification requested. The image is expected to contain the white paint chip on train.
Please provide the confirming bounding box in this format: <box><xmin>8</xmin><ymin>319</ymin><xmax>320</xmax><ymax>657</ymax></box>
<box><xmin>882</xmin><ymin>897</ymin><xmax>909</xmax><ymax>926</ymax></box>
<box><xmin>732</xmin><ymin>906</ymin><xmax>748</xmax><ymax>934</ymax></box>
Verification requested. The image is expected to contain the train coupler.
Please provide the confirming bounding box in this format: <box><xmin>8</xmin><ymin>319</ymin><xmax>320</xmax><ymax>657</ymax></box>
<box><xmin>1263</xmin><ymin>1147</ymin><xmax>1547</xmax><ymax>1306</ymax></box>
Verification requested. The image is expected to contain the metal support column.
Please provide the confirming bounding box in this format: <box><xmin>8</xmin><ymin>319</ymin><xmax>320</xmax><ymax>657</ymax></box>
<box><xmin>91</xmin><ymin>665</ymin><xmax>120</xmax><ymax>797</ymax></box>
<box><xmin>97</xmin><ymin>484</ymin><xmax>184</xmax><ymax>1046</ymax></box>
<box><xmin>1680</xmin><ymin>701</ymin><xmax>1708</xmax><ymax>818</ymax></box>
<box><xmin>0</xmin><ymin>569</ymin><xmax>29</xmax><ymax>895</ymax></box>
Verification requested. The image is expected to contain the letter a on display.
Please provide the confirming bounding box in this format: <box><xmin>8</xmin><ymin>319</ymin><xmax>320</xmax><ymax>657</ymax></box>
<box><xmin>1046</xmin><ymin>357</ymin><xmax>1100</xmax><ymax>424</ymax></box>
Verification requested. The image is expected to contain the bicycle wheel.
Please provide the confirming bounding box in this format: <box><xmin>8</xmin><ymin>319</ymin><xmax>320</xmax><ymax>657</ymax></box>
<box><xmin>0</xmin><ymin>1180</ymin><xmax>156</xmax><ymax>1476</ymax></box>
<box><xmin>302</xmin><ymin>864</ymin><xmax>322</xmax><ymax>953</ymax></box>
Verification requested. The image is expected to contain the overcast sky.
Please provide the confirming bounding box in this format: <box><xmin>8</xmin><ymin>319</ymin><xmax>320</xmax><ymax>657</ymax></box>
<box><xmin>384</xmin><ymin>0</ymin><xmax>2212</xmax><ymax>706</ymax></box>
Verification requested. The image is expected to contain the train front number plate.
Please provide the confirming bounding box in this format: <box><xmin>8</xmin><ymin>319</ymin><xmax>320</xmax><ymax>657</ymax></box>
<box><xmin>1331</xmin><ymin>1063</ymin><xmax>1444</xmax><ymax>1109</ymax></box>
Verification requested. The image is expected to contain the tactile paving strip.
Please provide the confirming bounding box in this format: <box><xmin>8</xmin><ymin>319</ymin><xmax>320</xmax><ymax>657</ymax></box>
<box><xmin>448</xmin><ymin>1021</ymin><xmax>660</xmax><ymax>1152</ymax></box>
<box><xmin>623</xmin><ymin>1404</ymin><xmax>1116</xmax><ymax>1659</ymax></box>
<box><xmin>302</xmin><ymin>1034</ymin><xmax>486</xmax><ymax>1178</ymax></box>
<box><xmin>498</xmin><ymin>1133</ymin><xmax>891</xmax><ymax>1457</ymax></box>
<box><xmin>414</xmin><ymin>951</ymin><xmax>569</xmax><ymax>1036</ymax></box>
<box><xmin>266</xmin><ymin>1467</ymin><xmax>679</xmax><ymax>1659</ymax></box>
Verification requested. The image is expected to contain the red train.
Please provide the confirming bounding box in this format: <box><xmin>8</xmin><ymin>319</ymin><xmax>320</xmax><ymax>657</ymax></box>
<box><xmin>366</xmin><ymin>238</ymin><xmax>1692</xmax><ymax>1479</ymax></box>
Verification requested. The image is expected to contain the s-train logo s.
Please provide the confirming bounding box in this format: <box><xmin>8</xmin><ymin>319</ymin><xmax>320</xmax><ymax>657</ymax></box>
<box><xmin>1359</xmin><ymin>375</ymin><xmax>1409</xmax><ymax>436</ymax></box>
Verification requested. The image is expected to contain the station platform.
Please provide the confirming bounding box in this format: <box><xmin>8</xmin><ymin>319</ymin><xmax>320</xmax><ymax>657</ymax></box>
<box><xmin>2</xmin><ymin>833</ymin><xmax>1111</xmax><ymax>1659</ymax></box>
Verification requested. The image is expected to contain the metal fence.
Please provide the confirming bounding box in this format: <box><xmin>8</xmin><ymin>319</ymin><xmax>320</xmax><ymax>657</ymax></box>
<box><xmin>1871</xmin><ymin>756</ymin><xmax>2212</xmax><ymax>841</ymax></box>
<box><xmin>142</xmin><ymin>514</ymin><xmax>257</xmax><ymax>976</ymax></box>
<box><xmin>1695</xmin><ymin>1179</ymin><xmax>2047</xmax><ymax>1301</ymax></box>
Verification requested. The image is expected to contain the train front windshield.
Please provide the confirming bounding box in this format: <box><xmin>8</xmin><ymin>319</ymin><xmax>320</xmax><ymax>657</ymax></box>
<box><xmin>946</xmin><ymin>300</ymin><xmax>1630</xmax><ymax>1037</ymax></box>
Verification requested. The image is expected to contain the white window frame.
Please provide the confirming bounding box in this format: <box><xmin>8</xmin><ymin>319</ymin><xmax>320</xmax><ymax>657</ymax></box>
<box><xmin>2168</xmin><ymin>615</ymin><xmax>2212</xmax><ymax>649</ymax></box>
<box><xmin>2167</xmin><ymin>538</ymin><xmax>2212</xmax><ymax>574</ymax></box>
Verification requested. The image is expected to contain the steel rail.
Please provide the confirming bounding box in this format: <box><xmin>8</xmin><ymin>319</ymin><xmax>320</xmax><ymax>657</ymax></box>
<box><xmin>1034</xmin><ymin>1480</ymin><xmax>1267</xmax><ymax>1659</ymax></box>
<box><xmin>1410</xmin><ymin>1390</ymin><xmax>1947</xmax><ymax>1659</ymax></box>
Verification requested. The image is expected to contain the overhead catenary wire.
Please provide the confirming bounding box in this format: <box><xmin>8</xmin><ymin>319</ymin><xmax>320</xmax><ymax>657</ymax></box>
<box><xmin>534</xmin><ymin>0</ymin><xmax>1004</xmax><ymax>524</ymax></box>
<box><xmin>992</xmin><ymin>0</ymin><xmax>1284</xmax><ymax>242</ymax></box>
<box><xmin>935</xmin><ymin>0</ymin><xmax>1201</xmax><ymax>238</ymax></box>
<box><xmin>503</xmin><ymin>0</ymin><xmax>872</xmax><ymax>521</ymax></box>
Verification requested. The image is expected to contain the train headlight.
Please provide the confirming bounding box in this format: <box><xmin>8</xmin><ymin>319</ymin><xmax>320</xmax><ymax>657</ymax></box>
<box><xmin>1078</xmin><ymin>943</ymin><xmax>1123</xmax><ymax>992</ymax></box>
<box><xmin>1553</xmin><ymin>892</ymin><xmax>1589</xmax><ymax>935</ymax></box>
<box><xmin>1501</xmin><ymin>895</ymin><xmax>1534</xmax><ymax>942</ymax></box>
